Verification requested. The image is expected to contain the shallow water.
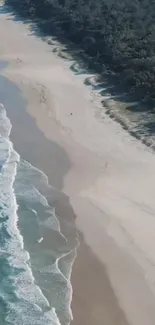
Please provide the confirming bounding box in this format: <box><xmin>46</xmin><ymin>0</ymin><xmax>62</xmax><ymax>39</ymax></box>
<box><xmin>0</xmin><ymin>61</ymin><xmax>7</xmax><ymax>70</ymax></box>
<box><xmin>0</xmin><ymin>63</ymin><xmax>78</xmax><ymax>325</ymax></box>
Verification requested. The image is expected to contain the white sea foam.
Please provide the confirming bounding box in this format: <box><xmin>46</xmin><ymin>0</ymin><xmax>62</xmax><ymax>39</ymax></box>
<box><xmin>0</xmin><ymin>103</ymin><xmax>77</xmax><ymax>325</ymax></box>
<box><xmin>14</xmin><ymin>160</ymin><xmax>76</xmax><ymax>324</ymax></box>
<box><xmin>15</xmin><ymin>160</ymin><xmax>68</xmax><ymax>240</ymax></box>
<box><xmin>0</xmin><ymin>104</ymin><xmax>61</xmax><ymax>324</ymax></box>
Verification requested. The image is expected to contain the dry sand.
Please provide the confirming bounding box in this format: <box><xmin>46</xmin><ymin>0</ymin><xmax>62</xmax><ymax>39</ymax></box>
<box><xmin>1</xmin><ymin>3</ymin><xmax>155</xmax><ymax>325</ymax></box>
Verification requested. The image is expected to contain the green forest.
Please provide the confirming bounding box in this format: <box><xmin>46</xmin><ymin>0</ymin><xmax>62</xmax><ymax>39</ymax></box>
<box><xmin>5</xmin><ymin>0</ymin><xmax>155</xmax><ymax>105</ymax></box>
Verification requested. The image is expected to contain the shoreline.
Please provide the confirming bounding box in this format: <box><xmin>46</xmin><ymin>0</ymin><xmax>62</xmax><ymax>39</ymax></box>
<box><xmin>0</xmin><ymin>72</ymin><xmax>129</xmax><ymax>325</ymax></box>
<box><xmin>1</xmin><ymin>4</ymin><xmax>155</xmax><ymax>325</ymax></box>
<box><xmin>71</xmin><ymin>233</ymin><xmax>129</xmax><ymax>325</ymax></box>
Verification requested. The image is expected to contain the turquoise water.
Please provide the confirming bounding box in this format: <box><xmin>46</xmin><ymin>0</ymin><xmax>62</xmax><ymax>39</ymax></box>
<box><xmin>0</xmin><ymin>64</ymin><xmax>78</xmax><ymax>325</ymax></box>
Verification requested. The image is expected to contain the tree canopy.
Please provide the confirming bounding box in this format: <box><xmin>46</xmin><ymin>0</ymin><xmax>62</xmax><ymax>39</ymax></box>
<box><xmin>6</xmin><ymin>0</ymin><xmax>155</xmax><ymax>105</ymax></box>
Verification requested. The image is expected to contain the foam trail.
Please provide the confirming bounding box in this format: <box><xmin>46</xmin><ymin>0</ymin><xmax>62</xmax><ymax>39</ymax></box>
<box><xmin>0</xmin><ymin>102</ymin><xmax>78</xmax><ymax>325</ymax></box>
<box><xmin>0</xmin><ymin>103</ymin><xmax>62</xmax><ymax>325</ymax></box>
<box><xmin>14</xmin><ymin>159</ymin><xmax>79</xmax><ymax>325</ymax></box>
<box><xmin>15</xmin><ymin>160</ymin><xmax>67</xmax><ymax>241</ymax></box>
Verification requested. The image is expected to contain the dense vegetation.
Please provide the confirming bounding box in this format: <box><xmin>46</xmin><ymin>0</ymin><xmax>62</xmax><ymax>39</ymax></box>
<box><xmin>5</xmin><ymin>0</ymin><xmax>155</xmax><ymax>104</ymax></box>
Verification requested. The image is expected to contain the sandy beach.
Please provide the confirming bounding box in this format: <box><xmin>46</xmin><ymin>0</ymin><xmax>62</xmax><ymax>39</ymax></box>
<box><xmin>1</xmin><ymin>2</ymin><xmax>155</xmax><ymax>325</ymax></box>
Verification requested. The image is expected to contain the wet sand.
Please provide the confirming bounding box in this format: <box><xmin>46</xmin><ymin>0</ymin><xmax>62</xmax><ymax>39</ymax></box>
<box><xmin>0</xmin><ymin>71</ymin><xmax>129</xmax><ymax>325</ymax></box>
<box><xmin>71</xmin><ymin>234</ymin><xmax>129</xmax><ymax>325</ymax></box>
<box><xmin>1</xmin><ymin>3</ymin><xmax>155</xmax><ymax>325</ymax></box>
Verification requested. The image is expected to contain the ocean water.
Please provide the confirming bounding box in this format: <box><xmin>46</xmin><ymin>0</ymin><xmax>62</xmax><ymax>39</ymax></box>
<box><xmin>0</xmin><ymin>102</ymin><xmax>78</xmax><ymax>325</ymax></box>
